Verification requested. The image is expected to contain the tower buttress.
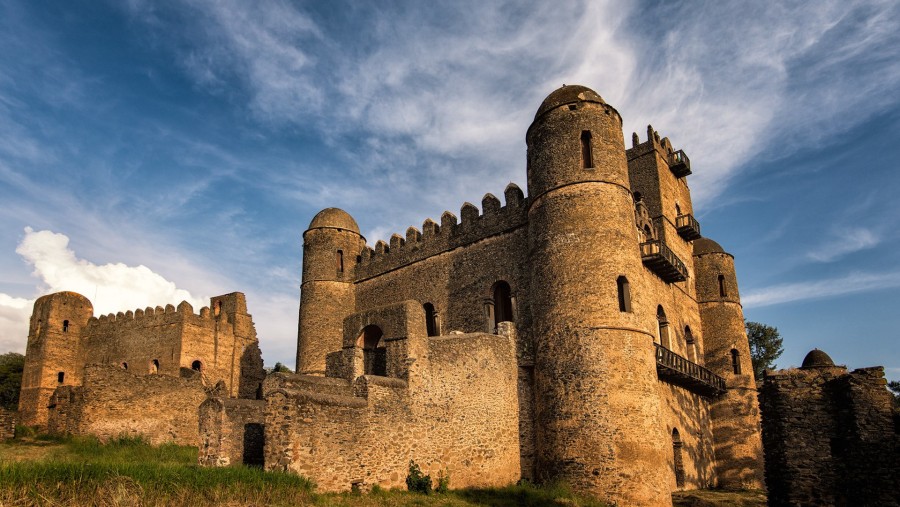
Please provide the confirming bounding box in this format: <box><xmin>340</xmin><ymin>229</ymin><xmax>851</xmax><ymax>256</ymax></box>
<box><xmin>297</xmin><ymin>208</ymin><xmax>365</xmax><ymax>375</ymax></box>
<box><xmin>19</xmin><ymin>291</ymin><xmax>93</xmax><ymax>428</ymax></box>
<box><xmin>526</xmin><ymin>85</ymin><xmax>670</xmax><ymax>506</ymax></box>
<box><xmin>694</xmin><ymin>238</ymin><xmax>765</xmax><ymax>489</ymax></box>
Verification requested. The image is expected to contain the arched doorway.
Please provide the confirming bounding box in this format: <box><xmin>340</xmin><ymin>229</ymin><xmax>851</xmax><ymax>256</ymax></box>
<box><xmin>357</xmin><ymin>325</ymin><xmax>386</xmax><ymax>376</ymax></box>
<box><xmin>657</xmin><ymin>306</ymin><xmax>670</xmax><ymax>348</ymax></box>
<box><xmin>493</xmin><ymin>281</ymin><xmax>514</xmax><ymax>326</ymax></box>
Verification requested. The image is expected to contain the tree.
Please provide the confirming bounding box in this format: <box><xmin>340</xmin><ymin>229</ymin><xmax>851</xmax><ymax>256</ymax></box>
<box><xmin>0</xmin><ymin>352</ymin><xmax>25</xmax><ymax>410</ymax></box>
<box><xmin>271</xmin><ymin>362</ymin><xmax>291</xmax><ymax>373</ymax></box>
<box><xmin>745</xmin><ymin>321</ymin><xmax>784</xmax><ymax>381</ymax></box>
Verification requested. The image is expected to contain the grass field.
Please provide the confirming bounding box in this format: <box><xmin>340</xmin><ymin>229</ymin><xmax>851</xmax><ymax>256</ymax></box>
<box><xmin>0</xmin><ymin>433</ymin><xmax>764</xmax><ymax>506</ymax></box>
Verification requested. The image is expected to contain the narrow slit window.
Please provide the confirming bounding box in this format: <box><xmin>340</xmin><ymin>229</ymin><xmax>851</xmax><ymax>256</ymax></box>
<box><xmin>718</xmin><ymin>274</ymin><xmax>727</xmax><ymax>297</ymax></box>
<box><xmin>731</xmin><ymin>349</ymin><xmax>741</xmax><ymax>375</ymax></box>
<box><xmin>616</xmin><ymin>276</ymin><xmax>631</xmax><ymax>312</ymax></box>
<box><xmin>581</xmin><ymin>130</ymin><xmax>593</xmax><ymax>168</ymax></box>
<box><xmin>57</xmin><ymin>371</ymin><xmax>65</xmax><ymax>383</ymax></box>
<box><xmin>336</xmin><ymin>250</ymin><xmax>344</xmax><ymax>273</ymax></box>
<box><xmin>62</xmin><ymin>320</ymin><xmax>69</xmax><ymax>333</ymax></box>
<box><xmin>423</xmin><ymin>303</ymin><xmax>438</xmax><ymax>337</ymax></box>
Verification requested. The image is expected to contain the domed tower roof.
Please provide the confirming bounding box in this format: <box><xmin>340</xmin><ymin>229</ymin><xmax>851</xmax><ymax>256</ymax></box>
<box><xmin>534</xmin><ymin>84</ymin><xmax>606</xmax><ymax>120</ymax></box>
<box><xmin>307</xmin><ymin>208</ymin><xmax>360</xmax><ymax>234</ymax></box>
<box><xmin>693</xmin><ymin>237</ymin><xmax>727</xmax><ymax>256</ymax></box>
<box><xmin>801</xmin><ymin>349</ymin><xmax>836</xmax><ymax>369</ymax></box>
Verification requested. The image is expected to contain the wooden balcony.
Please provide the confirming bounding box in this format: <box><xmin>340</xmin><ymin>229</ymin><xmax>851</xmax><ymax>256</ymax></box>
<box><xmin>655</xmin><ymin>344</ymin><xmax>726</xmax><ymax>397</ymax></box>
<box><xmin>676</xmin><ymin>214</ymin><xmax>702</xmax><ymax>241</ymax></box>
<box><xmin>640</xmin><ymin>240</ymin><xmax>688</xmax><ymax>283</ymax></box>
<box><xmin>669</xmin><ymin>150</ymin><xmax>691</xmax><ymax>178</ymax></box>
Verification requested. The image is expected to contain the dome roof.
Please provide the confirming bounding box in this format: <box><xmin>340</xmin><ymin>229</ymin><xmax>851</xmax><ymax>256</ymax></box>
<box><xmin>308</xmin><ymin>208</ymin><xmax>360</xmax><ymax>234</ymax></box>
<box><xmin>801</xmin><ymin>349</ymin><xmax>835</xmax><ymax>369</ymax></box>
<box><xmin>535</xmin><ymin>85</ymin><xmax>606</xmax><ymax>119</ymax></box>
<box><xmin>693</xmin><ymin>238</ymin><xmax>727</xmax><ymax>256</ymax></box>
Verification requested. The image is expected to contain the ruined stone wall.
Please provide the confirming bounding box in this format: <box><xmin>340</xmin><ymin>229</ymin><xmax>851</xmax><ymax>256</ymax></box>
<box><xmin>0</xmin><ymin>407</ymin><xmax>17</xmax><ymax>440</ymax></box>
<box><xmin>761</xmin><ymin>365</ymin><xmax>900</xmax><ymax>506</ymax></box>
<box><xmin>264</xmin><ymin>330</ymin><xmax>520</xmax><ymax>493</ymax></box>
<box><xmin>81</xmin><ymin>295</ymin><xmax>262</xmax><ymax>399</ymax></box>
<box><xmin>47</xmin><ymin>364</ymin><xmax>207</xmax><ymax>445</ymax></box>
<box><xmin>198</xmin><ymin>397</ymin><xmax>266</xmax><ymax>467</ymax></box>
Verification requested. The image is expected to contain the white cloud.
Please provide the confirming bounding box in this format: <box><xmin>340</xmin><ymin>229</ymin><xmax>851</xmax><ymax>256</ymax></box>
<box><xmin>743</xmin><ymin>270</ymin><xmax>900</xmax><ymax>308</ymax></box>
<box><xmin>0</xmin><ymin>293</ymin><xmax>30</xmax><ymax>353</ymax></box>
<box><xmin>0</xmin><ymin>227</ymin><xmax>210</xmax><ymax>353</ymax></box>
<box><xmin>807</xmin><ymin>227</ymin><xmax>880</xmax><ymax>262</ymax></box>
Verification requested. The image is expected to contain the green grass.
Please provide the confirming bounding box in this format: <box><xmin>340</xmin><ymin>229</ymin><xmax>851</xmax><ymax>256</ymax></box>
<box><xmin>0</xmin><ymin>434</ymin><xmax>764</xmax><ymax>506</ymax></box>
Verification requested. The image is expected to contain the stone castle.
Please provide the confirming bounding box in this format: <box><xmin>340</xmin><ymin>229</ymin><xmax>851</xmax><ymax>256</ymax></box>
<box><xmin>19</xmin><ymin>85</ymin><xmax>770</xmax><ymax>506</ymax></box>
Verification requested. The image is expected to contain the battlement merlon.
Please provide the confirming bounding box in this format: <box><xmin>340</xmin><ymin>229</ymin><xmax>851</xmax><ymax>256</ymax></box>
<box><xmin>347</xmin><ymin>183</ymin><xmax>527</xmax><ymax>279</ymax></box>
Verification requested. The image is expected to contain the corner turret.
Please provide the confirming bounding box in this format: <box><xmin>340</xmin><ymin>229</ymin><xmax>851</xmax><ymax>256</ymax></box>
<box><xmin>19</xmin><ymin>291</ymin><xmax>93</xmax><ymax>428</ymax></box>
<box><xmin>693</xmin><ymin>237</ymin><xmax>765</xmax><ymax>489</ymax></box>
<box><xmin>297</xmin><ymin>208</ymin><xmax>366</xmax><ymax>375</ymax></box>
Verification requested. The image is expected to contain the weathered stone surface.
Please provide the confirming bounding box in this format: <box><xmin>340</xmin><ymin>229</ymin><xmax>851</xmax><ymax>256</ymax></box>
<box><xmin>19</xmin><ymin>291</ymin><xmax>265</xmax><ymax>441</ymax></box>
<box><xmin>761</xmin><ymin>358</ymin><xmax>900</xmax><ymax>506</ymax></box>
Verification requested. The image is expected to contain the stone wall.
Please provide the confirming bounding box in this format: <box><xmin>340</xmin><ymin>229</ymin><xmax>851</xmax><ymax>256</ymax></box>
<box><xmin>0</xmin><ymin>407</ymin><xmax>16</xmax><ymax>440</ymax></box>
<box><xmin>761</xmin><ymin>363</ymin><xmax>900</xmax><ymax>506</ymax></box>
<box><xmin>264</xmin><ymin>310</ymin><xmax>520</xmax><ymax>493</ymax></box>
<box><xmin>47</xmin><ymin>364</ymin><xmax>207</xmax><ymax>445</ymax></box>
<box><xmin>198</xmin><ymin>397</ymin><xmax>266</xmax><ymax>467</ymax></box>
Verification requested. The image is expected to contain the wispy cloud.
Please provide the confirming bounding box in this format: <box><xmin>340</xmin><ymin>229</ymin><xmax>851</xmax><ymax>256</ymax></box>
<box><xmin>743</xmin><ymin>270</ymin><xmax>900</xmax><ymax>308</ymax></box>
<box><xmin>807</xmin><ymin>227</ymin><xmax>881</xmax><ymax>262</ymax></box>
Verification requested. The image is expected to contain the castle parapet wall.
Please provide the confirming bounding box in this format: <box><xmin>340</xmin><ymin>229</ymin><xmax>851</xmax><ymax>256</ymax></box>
<box><xmin>355</xmin><ymin>184</ymin><xmax>528</xmax><ymax>280</ymax></box>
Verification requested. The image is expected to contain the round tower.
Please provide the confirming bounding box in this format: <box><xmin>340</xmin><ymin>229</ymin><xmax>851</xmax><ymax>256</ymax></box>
<box><xmin>693</xmin><ymin>237</ymin><xmax>765</xmax><ymax>489</ymax></box>
<box><xmin>526</xmin><ymin>85</ymin><xmax>670</xmax><ymax>506</ymax></box>
<box><xmin>18</xmin><ymin>291</ymin><xmax>93</xmax><ymax>428</ymax></box>
<box><xmin>297</xmin><ymin>208</ymin><xmax>365</xmax><ymax>375</ymax></box>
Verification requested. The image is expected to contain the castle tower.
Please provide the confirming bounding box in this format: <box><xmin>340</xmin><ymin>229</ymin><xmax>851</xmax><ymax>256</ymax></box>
<box><xmin>693</xmin><ymin>238</ymin><xmax>765</xmax><ymax>489</ymax></box>
<box><xmin>18</xmin><ymin>291</ymin><xmax>93</xmax><ymax>428</ymax></box>
<box><xmin>526</xmin><ymin>85</ymin><xmax>670</xmax><ymax>506</ymax></box>
<box><xmin>297</xmin><ymin>208</ymin><xmax>365</xmax><ymax>375</ymax></box>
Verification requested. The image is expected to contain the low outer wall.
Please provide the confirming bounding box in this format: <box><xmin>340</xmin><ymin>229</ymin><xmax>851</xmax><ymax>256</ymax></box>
<box><xmin>265</xmin><ymin>331</ymin><xmax>520</xmax><ymax>492</ymax></box>
<box><xmin>199</xmin><ymin>398</ymin><xmax>266</xmax><ymax>467</ymax></box>
<box><xmin>761</xmin><ymin>365</ymin><xmax>900</xmax><ymax>506</ymax></box>
<box><xmin>48</xmin><ymin>364</ymin><xmax>207</xmax><ymax>445</ymax></box>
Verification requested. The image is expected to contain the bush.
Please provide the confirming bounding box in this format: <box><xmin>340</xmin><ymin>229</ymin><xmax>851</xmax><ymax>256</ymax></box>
<box><xmin>405</xmin><ymin>460</ymin><xmax>432</xmax><ymax>494</ymax></box>
<box><xmin>435</xmin><ymin>468</ymin><xmax>450</xmax><ymax>494</ymax></box>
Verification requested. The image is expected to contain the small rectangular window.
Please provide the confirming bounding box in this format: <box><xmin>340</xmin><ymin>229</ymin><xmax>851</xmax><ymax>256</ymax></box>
<box><xmin>581</xmin><ymin>130</ymin><xmax>593</xmax><ymax>169</ymax></box>
<box><xmin>336</xmin><ymin>250</ymin><xmax>344</xmax><ymax>273</ymax></box>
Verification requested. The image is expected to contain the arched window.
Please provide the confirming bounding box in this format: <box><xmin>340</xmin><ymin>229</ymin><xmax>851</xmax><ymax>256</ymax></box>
<box><xmin>684</xmin><ymin>326</ymin><xmax>696</xmax><ymax>362</ymax></box>
<box><xmin>493</xmin><ymin>281</ymin><xmax>514</xmax><ymax>326</ymax></box>
<box><xmin>634</xmin><ymin>191</ymin><xmax>642</xmax><ymax>202</ymax></box>
<box><xmin>62</xmin><ymin>320</ymin><xmax>69</xmax><ymax>333</ymax></box>
<box><xmin>672</xmin><ymin>428</ymin><xmax>685</xmax><ymax>488</ymax></box>
<box><xmin>150</xmin><ymin>359</ymin><xmax>159</xmax><ymax>374</ymax></box>
<box><xmin>580</xmin><ymin>130</ymin><xmax>593</xmax><ymax>168</ymax></box>
<box><xmin>336</xmin><ymin>250</ymin><xmax>344</xmax><ymax>273</ymax></box>
<box><xmin>731</xmin><ymin>349</ymin><xmax>741</xmax><ymax>375</ymax></box>
<box><xmin>657</xmin><ymin>306</ymin><xmax>670</xmax><ymax>348</ymax></box>
<box><xmin>423</xmin><ymin>303</ymin><xmax>439</xmax><ymax>337</ymax></box>
<box><xmin>675</xmin><ymin>203</ymin><xmax>682</xmax><ymax>217</ymax></box>
<box><xmin>57</xmin><ymin>371</ymin><xmax>64</xmax><ymax>383</ymax></box>
<box><xmin>358</xmin><ymin>325</ymin><xmax>386</xmax><ymax>376</ymax></box>
<box><xmin>718</xmin><ymin>274</ymin><xmax>727</xmax><ymax>297</ymax></box>
<box><xmin>121</xmin><ymin>362</ymin><xmax>128</xmax><ymax>370</ymax></box>
<box><xmin>616</xmin><ymin>276</ymin><xmax>632</xmax><ymax>312</ymax></box>
<box><xmin>192</xmin><ymin>360</ymin><xmax>202</xmax><ymax>372</ymax></box>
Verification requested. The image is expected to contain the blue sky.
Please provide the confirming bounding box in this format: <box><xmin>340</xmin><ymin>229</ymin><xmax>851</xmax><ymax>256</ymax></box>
<box><xmin>0</xmin><ymin>0</ymin><xmax>898</xmax><ymax>378</ymax></box>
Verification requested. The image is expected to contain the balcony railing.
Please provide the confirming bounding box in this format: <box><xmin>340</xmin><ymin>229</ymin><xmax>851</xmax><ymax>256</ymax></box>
<box><xmin>640</xmin><ymin>240</ymin><xmax>688</xmax><ymax>283</ymax></box>
<box><xmin>669</xmin><ymin>150</ymin><xmax>691</xmax><ymax>178</ymax></box>
<box><xmin>675</xmin><ymin>214</ymin><xmax>702</xmax><ymax>241</ymax></box>
<box><xmin>655</xmin><ymin>344</ymin><xmax>726</xmax><ymax>397</ymax></box>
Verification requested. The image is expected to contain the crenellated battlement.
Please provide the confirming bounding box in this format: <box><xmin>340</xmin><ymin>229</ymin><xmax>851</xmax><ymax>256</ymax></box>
<box><xmin>354</xmin><ymin>183</ymin><xmax>528</xmax><ymax>280</ymax></box>
<box><xmin>83</xmin><ymin>297</ymin><xmax>242</xmax><ymax>336</ymax></box>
